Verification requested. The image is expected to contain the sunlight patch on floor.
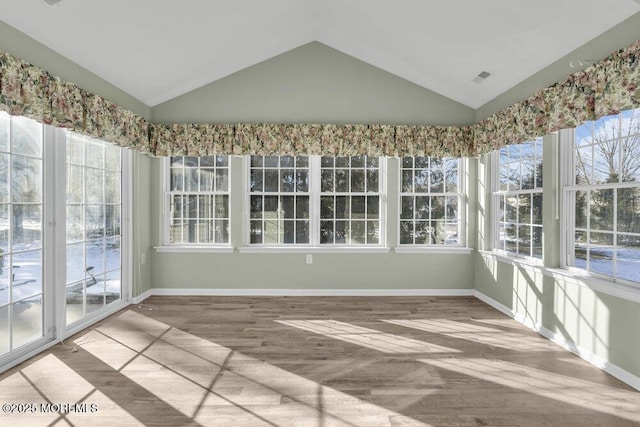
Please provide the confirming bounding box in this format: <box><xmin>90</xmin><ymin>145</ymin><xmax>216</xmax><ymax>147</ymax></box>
<box><xmin>419</xmin><ymin>357</ymin><xmax>640</xmax><ymax>422</ymax></box>
<box><xmin>0</xmin><ymin>354</ymin><xmax>142</xmax><ymax>426</ymax></box>
<box><xmin>384</xmin><ymin>319</ymin><xmax>556</xmax><ymax>351</ymax></box>
<box><xmin>69</xmin><ymin>311</ymin><xmax>432</xmax><ymax>426</ymax></box>
<box><xmin>277</xmin><ymin>319</ymin><xmax>460</xmax><ymax>354</ymax></box>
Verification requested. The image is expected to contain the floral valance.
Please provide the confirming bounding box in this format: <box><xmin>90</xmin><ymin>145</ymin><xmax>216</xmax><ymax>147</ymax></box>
<box><xmin>1</xmin><ymin>39</ymin><xmax>639</xmax><ymax>158</ymax></box>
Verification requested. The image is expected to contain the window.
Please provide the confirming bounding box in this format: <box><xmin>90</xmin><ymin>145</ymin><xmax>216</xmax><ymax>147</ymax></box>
<box><xmin>320</xmin><ymin>156</ymin><xmax>382</xmax><ymax>245</ymax></box>
<box><xmin>249</xmin><ymin>156</ymin><xmax>309</xmax><ymax>244</ymax></box>
<box><xmin>246</xmin><ymin>155</ymin><xmax>384</xmax><ymax>246</ymax></box>
<box><xmin>565</xmin><ymin>108</ymin><xmax>640</xmax><ymax>284</ymax></box>
<box><xmin>167</xmin><ymin>156</ymin><xmax>229</xmax><ymax>245</ymax></box>
<box><xmin>494</xmin><ymin>138</ymin><xmax>543</xmax><ymax>258</ymax></box>
<box><xmin>400</xmin><ymin>157</ymin><xmax>462</xmax><ymax>245</ymax></box>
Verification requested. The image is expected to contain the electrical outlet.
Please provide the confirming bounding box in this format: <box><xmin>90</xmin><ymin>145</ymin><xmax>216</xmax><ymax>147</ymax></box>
<box><xmin>306</xmin><ymin>254</ymin><xmax>313</xmax><ymax>264</ymax></box>
<box><xmin>140</xmin><ymin>253</ymin><xmax>146</xmax><ymax>264</ymax></box>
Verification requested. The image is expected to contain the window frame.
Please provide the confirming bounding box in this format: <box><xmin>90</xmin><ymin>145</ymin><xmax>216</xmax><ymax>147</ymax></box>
<box><xmin>491</xmin><ymin>138</ymin><xmax>544</xmax><ymax>261</ymax></box>
<box><xmin>243</xmin><ymin>155</ymin><xmax>387</xmax><ymax>248</ymax></box>
<box><xmin>561</xmin><ymin>113</ymin><xmax>640</xmax><ymax>288</ymax></box>
<box><xmin>397</xmin><ymin>157</ymin><xmax>466</xmax><ymax>248</ymax></box>
<box><xmin>162</xmin><ymin>156</ymin><xmax>232</xmax><ymax>247</ymax></box>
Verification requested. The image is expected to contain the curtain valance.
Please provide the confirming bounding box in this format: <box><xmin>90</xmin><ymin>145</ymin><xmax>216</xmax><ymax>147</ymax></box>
<box><xmin>1</xmin><ymin>39</ymin><xmax>638</xmax><ymax>158</ymax></box>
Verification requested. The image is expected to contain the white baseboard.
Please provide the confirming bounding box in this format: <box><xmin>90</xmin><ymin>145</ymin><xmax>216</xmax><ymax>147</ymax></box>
<box><xmin>474</xmin><ymin>290</ymin><xmax>640</xmax><ymax>392</ymax></box>
<box><xmin>131</xmin><ymin>289</ymin><xmax>152</xmax><ymax>304</ymax></box>
<box><xmin>148</xmin><ymin>288</ymin><xmax>475</xmax><ymax>297</ymax></box>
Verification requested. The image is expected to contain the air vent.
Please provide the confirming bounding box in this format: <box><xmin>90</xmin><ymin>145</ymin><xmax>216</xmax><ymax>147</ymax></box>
<box><xmin>472</xmin><ymin>71</ymin><xmax>491</xmax><ymax>83</ymax></box>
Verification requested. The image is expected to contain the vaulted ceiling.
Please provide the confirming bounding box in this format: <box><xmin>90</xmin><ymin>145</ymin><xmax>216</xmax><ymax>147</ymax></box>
<box><xmin>0</xmin><ymin>0</ymin><xmax>639</xmax><ymax>109</ymax></box>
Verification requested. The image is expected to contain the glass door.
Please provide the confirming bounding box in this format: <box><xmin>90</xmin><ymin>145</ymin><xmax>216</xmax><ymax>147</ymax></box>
<box><xmin>65</xmin><ymin>132</ymin><xmax>122</xmax><ymax>326</ymax></box>
<box><xmin>0</xmin><ymin>113</ymin><xmax>47</xmax><ymax>357</ymax></box>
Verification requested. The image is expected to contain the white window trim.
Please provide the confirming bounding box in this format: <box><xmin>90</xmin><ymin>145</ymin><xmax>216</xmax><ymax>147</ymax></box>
<box><xmin>397</xmin><ymin>157</ymin><xmax>467</xmax><ymax>248</ymax></box>
<box><xmin>161</xmin><ymin>156</ymin><xmax>232</xmax><ymax>247</ymax></box>
<box><xmin>242</xmin><ymin>155</ymin><xmax>388</xmax><ymax>249</ymax></box>
<box><xmin>560</xmin><ymin>126</ymin><xmax>640</xmax><ymax>289</ymax></box>
<box><xmin>490</xmin><ymin>144</ymin><xmax>544</xmax><ymax>263</ymax></box>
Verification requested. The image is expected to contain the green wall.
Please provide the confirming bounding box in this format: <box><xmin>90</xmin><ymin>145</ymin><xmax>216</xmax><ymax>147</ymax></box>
<box><xmin>0</xmin><ymin>21</ymin><xmax>151</xmax><ymax>120</ymax></box>
<box><xmin>131</xmin><ymin>152</ymin><xmax>152</xmax><ymax>296</ymax></box>
<box><xmin>152</xmin><ymin>42</ymin><xmax>475</xmax><ymax>126</ymax></box>
<box><xmin>149</xmin><ymin>156</ymin><xmax>475</xmax><ymax>291</ymax></box>
<box><xmin>473</xmin><ymin>132</ymin><xmax>640</xmax><ymax>384</ymax></box>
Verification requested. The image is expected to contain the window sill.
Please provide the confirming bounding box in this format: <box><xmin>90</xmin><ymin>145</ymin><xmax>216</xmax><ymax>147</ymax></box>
<box><xmin>478</xmin><ymin>251</ymin><xmax>640</xmax><ymax>304</ymax></box>
<box><xmin>237</xmin><ymin>246</ymin><xmax>391</xmax><ymax>254</ymax></box>
<box><xmin>544</xmin><ymin>267</ymin><xmax>640</xmax><ymax>304</ymax></box>
<box><xmin>479</xmin><ymin>250</ymin><xmax>545</xmax><ymax>269</ymax></box>
<box><xmin>394</xmin><ymin>246</ymin><xmax>473</xmax><ymax>254</ymax></box>
<box><xmin>154</xmin><ymin>246</ymin><xmax>234</xmax><ymax>253</ymax></box>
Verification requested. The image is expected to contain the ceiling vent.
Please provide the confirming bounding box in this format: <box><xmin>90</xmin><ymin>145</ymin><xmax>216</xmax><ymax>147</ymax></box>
<box><xmin>43</xmin><ymin>0</ymin><xmax>62</xmax><ymax>5</ymax></box>
<box><xmin>472</xmin><ymin>71</ymin><xmax>491</xmax><ymax>83</ymax></box>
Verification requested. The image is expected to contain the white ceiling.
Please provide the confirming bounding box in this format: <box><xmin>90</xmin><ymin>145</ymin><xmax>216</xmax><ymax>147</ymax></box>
<box><xmin>0</xmin><ymin>0</ymin><xmax>638</xmax><ymax>108</ymax></box>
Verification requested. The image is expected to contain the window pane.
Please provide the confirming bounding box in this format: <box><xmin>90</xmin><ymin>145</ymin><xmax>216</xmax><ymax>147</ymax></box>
<box><xmin>215</xmin><ymin>220</ymin><xmax>229</xmax><ymax>243</ymax></box>
<box><xmin>320</xmin><ymin>221</ymin><xmax>333</xmax><ymax>244</ymax></box>
<box><xmin>351</xmin><ymin>170</ymin><xmax>365</xmax><ymax>192</ymax></box>
<box><xmin>574</xmin><ymin>230</ymin><xmax>587</xmax><ymax>270</ymax></box>
<box><xmin>85</xmin><ymin>139</ymin><xmax>105</xmax><ymax>169</ymax></box>
<box><xmin>589</xmin><ymin>232</ymin><xmax>614</xmax><ymax>277</ymax></box>
<box><xmin>281</xmin><ymin>169</ymin><xmax>295</xmax><ymax>192</ymax></box>
<box><xmin>402</xmin><ymin>170</ymin><xmax>413</xmax><ymax>193</ymax></box>
<box><xmin>321</xmin><ymin>169</ymin><xmax>334</xmax><ymax>192</ymax></box>
<box><xmin>11</xmin><ymin>116</ymin><xmax>42</xmax><ymax>157</ymax></box>
<box><xmin>12</xmin><ymin>205</ymin><xmax>42</xmax><ymax>251</ymax></box>
<box><xmin>250</xmin><ymin>169</ymin><xmax>263</xmax><ymax>192</ymax></box>
<box><xmin>250</xmin><ymin>196</ymin><xmax>263</xmax><ymax>219</ymax></box>
<box><xmin>401</xmin><ymin>197</ymin><xmax>413</xmax><ymax>220</ymax></box>
<box><xmin>352</xmin><ymin>221</ymin><xmax>365</xmax><ymax>244</ymax></box>
<box><xmin>264</xmin><ymin>169</ymin><xmax>279</xmax><ymax>192</ymax></box>
<box><xmin>400</xmin><ymin>222</ymin><xmax>413</xmax><ymax>244</ymax></box>
<box><xmin>283</xmin><ymin>221</ymin><xmax>295</xmax><ymax>243</ymax></box>
<box><xmin>12</xmin><ymin>156</ymin><xmax>42</xmax><ymax>203</ymax></box>
<box><xmin>12</xmin><ymin>250</ymin><xmax>42</xmax><ymax>301</ymax></box>
<box><xmin>86</xmin><ymin>168</ymin><xmax>104</xmax><ymax>204</ymax></box>
<box><xmin>296</xmin><ymin>197</ymin><xmax>309</xmax><ymax>219</ymax></box>
<box><xmin>367</xmin><ymin>196</ymin><xmax>379</xmax><ymax>219</ymax></box>
<box><xmin>105</xmin><ymin>172</ymin><xmax>121</xmax><ymax>204</ymax></box>
<box><xmin>12</xmin><ymin>295</ymin><xmax>42</xmax><ymax>349</ymax></box>
<box><xmin>335</xmin><ymin>196</ymin><xmax>349</xmax><ymax>219</ymax></box>
<box><xmin>296</xmin><ymin>170</ymin><xmax>309</xmax><ymax>192</ymax></box>
<box><xmin>296</xmin><ymin>220</ymin><xmax>309</xmax><ymax>244</ymax></box>
<box><xmin>415</xmin><ymin>196</ymin><xmax>430</xmax><ymax>219</ymax></box>
<box><xmin>105</xmin><ymin>269</ymin><xmax>121</xmax><ymax>305</ymax></box>
<box><xmin>590</xmin><ymin>189</ymin><xmax>614</xmax><ymax>231</ymax></box>
<box><xmin>250</xmin><ymin>220</ymin><xmax>263</xmax><ymax>243</ymax></box>
<box><xmin>617</xmin><ymin>235</ymin><xmax>640</xmax><ymax>283</ymax></box>
<box><xmin>430</xmin><ymin>167</ymin><xmax>444</xmax><ymax>193</ymax></box>
<box><xmin>575</xmin><ymin>191</ymin><xmax>588</xmax><ymax>229</ymax></box>
<box><xmin>335</xmin><ymin>169</ymin><xmax>348</xmax><ymax>192</ymax></box>
<box><xmin>198</xmin><ymin>168</ymin><xmax>215</xmax><ymax>192</ymax></box>
<box><xmin>335</xmin><ymin>221</ymin><xmax>347</xmax><ymax>244</ymax></box>
<box><xmin>617</xmin><ymin>187</ymin><xmax>639</xmax><ymax>233</ymax></box>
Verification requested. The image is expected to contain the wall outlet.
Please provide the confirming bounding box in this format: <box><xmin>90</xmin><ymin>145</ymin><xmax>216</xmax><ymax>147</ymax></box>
<box><xmin>306</xmin><ymin>254</ymin><xmax>313</xmax><ymax>264</ymax></box>
<box><xmin>140</xmin><ymin>253</ymin><xmax>146</xmax><ymax>264</ymax></box>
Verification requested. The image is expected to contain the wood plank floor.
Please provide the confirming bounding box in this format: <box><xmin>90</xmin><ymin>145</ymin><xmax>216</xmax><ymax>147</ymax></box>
<box><xmin>1</xmin><ymin>296</ymin><xmax>639</xmax><ymax>426</ymax></box>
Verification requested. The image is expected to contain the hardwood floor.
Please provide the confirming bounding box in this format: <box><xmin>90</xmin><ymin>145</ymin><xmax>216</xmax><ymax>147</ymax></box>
<box><xmin>0</xmin><ymin>296</ymin><xmax>639</xmax><ymax>426</ymax></box>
